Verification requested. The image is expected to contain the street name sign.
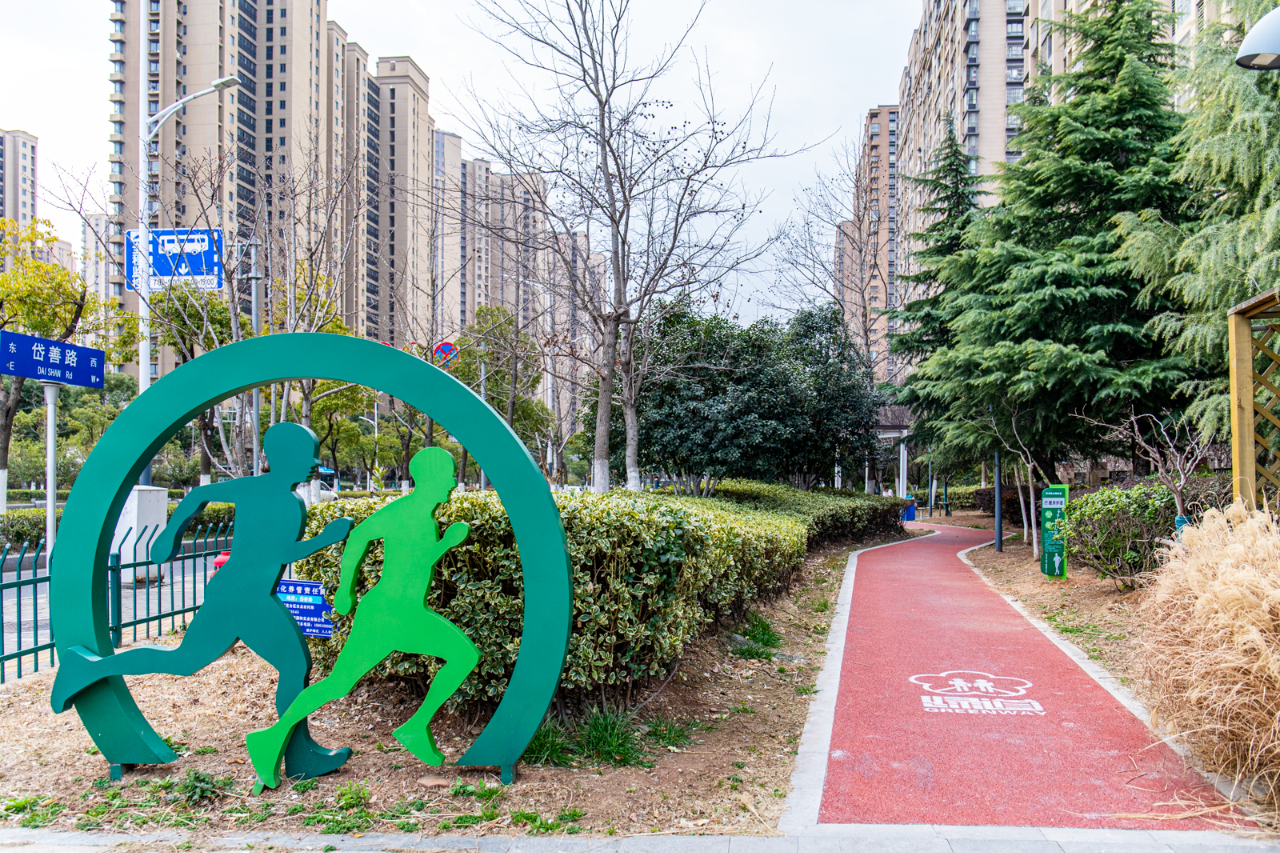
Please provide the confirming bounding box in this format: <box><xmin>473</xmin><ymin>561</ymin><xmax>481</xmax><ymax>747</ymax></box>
<box><xmin>0</xmin><ymin>331</ymin><xmax>106</xmax><ymax>388</ymax></box>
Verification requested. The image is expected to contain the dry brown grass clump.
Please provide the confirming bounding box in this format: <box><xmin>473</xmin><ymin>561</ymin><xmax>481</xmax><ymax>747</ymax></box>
<box><xmin>1138</xmin><ymin>503</ymin><xmax>1280</xmax><ymax>817</ymax></box>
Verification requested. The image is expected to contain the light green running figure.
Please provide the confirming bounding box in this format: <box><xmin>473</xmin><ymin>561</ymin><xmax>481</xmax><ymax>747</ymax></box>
<box><xmin>247</xmin><ymin>446</ymin><xmax>478</xmax><ymax>790</ymax></box>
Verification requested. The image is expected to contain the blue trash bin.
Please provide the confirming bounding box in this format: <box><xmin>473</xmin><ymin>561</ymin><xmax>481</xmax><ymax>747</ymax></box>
<box><xmin>903</xmin><ymin>496</ymin><xmax>917</xmax><ymax>522</ymax></box>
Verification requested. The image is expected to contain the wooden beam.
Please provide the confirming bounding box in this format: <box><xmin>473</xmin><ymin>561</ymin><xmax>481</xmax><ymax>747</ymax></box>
<box><xmin>1231</xmin><ymin>310</ymin><xmax>1259</xmax><ymax>508</ymax></box>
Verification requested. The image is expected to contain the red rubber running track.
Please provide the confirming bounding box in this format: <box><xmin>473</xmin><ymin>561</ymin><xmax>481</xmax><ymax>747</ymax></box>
<box><xmin>818</xmin><ymin>523</ymin><xmax>1229</xmax><ymax>829</ymax></box>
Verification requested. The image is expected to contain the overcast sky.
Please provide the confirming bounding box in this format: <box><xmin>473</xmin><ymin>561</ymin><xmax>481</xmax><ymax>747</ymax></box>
<box><xmin>2</xmin><ymin>0</ymin><xmax>921</xmax><ymax>320</ymax></box>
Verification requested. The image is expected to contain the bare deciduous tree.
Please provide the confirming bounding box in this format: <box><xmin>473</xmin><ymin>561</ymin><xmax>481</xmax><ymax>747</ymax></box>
<box><xmin>463</xmin><ymin>0</ymin><xmax>781</xmax><ymax>491</ymax></box>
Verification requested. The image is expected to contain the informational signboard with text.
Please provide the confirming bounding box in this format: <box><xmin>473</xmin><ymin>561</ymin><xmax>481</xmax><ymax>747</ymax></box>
<box><xmin>1040</xmin><ymin>485</ymin><xmax>1069</xmax><ymax>577</ymax></box>
<box><xmin>275</xmin><ymin>579</ymin><xmax>334</xmax><ymax>639</ymax></box>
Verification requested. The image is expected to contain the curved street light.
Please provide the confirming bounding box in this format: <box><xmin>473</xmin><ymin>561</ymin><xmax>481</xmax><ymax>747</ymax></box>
<box><xmin>1237</xmin><ymin>7</ymin><xmax>1280</xmax><ymax>70</ymax></box>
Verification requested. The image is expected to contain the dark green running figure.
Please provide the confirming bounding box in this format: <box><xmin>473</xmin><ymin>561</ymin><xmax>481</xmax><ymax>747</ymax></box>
<box><xmin>247</xmin><ymin>446</ymin><xmax>477</xmax><ymax>790</ymax></box>
<box><xmin>51</xmin><ymin>422</ymin><xmax>356</xmax><ymax>780</ymax></box>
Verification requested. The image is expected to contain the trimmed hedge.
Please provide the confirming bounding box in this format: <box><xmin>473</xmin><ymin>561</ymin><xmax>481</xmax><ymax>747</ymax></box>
<box><xmin>719</xmin><ymin>480</ymin><xmax>906</xmax><ymax>546</ymax></box>
<box><xmin>5</xmin><ymin>489</ymin><xmax>185</xmax><ymax>503</ymax></box>
<box><xmin>295</xmin><ymin>482</ymin><xmax>903</xmax><ymax>708</ymax></box>
<box><xmin>0</xmin><ymin>509</ymin><xmax>58</xmax><ymax>547</ymax></box>
<box><xmin>974</xmin><ymin>485</ymin><xmax>1041</xmax><ymax>518</ymax></box>
<box><xmin>944</xmin><ymin>485</ymin><xmax>978</xmax><ymax>510</ymax></box>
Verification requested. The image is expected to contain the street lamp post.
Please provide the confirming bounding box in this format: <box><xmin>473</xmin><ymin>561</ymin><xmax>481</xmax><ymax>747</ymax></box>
<box><xmin>134</xmin><ymin>70</ymin><xmax>237</xmax><ymax>485</ymax></box>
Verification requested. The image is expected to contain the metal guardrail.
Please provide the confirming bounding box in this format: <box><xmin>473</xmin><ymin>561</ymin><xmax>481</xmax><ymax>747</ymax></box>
<box><xmin>0</xmin><ymin>523</ymin><xmax>237</xmax><ymax>683</ymax></box>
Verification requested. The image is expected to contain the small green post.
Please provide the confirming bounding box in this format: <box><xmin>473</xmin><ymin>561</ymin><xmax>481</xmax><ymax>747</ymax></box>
<box><xmin>1041</xmin><ymin>485</ymin><xmax>1069</xmax><ymax>577</ymax></box>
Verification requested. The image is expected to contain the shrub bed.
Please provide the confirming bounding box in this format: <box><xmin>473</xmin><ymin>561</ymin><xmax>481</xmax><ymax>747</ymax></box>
<box><xmin>1058</xmin><ymin>484</ymin><xmax>1174</xmax><ymax>588</ymax></box>
<box><xmin>943</xmin><ymin>485</ymin><xmax>978</xmax><ymax>510</ymax></box>
<box><xmin>295</xmin><ymin>482</ymin><xmax>901</xmax><ymax>708</ymax></box>
<box><xmin>1136</xmin><ymin>505</ymin><xmax>1280</xmax><ymax>819</ymax></box>
<box><xmin>0</xmin><ymin>509</ymin><xmax>57</xmax><ymax>548</ymax></box>
<box><xmin>974</xmin><ymin>486</ymin><xmax>1041</xmax><ymax>518</ymax></box>
<box><xmin>719</xmin><ymin>480</ymin><xmax>905</xmax><ymax>546</ymax></box>
<box><xmin>1058</xmin><ymin>475</ymin><xmax>1233</xmax><ymax>589</ymax></box>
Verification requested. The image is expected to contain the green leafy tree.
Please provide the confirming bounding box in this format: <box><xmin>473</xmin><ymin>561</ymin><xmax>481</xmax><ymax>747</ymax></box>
<box><xmin>452</xmin><ymin>306</ymin><xmax>551</xmax><ymax>453</ymax></box>
<box><xmin>900</xmin><ymin>0</ymin><xmax>1190</xmax><ymax>480</ymax></box>
<box><xmin>0</xmin><ymin>218</ymin><xmax>134</xmax><ymax>503</ymax></box>
<box><xmin>1114</xmin><ymin>0</ymin><xmax>1277</xmax><ymax>436</ymax></box>
<box><xmin>890</xmin><ymin>116</ymin><xmax>983</xmax><ymax>362</ymax></box>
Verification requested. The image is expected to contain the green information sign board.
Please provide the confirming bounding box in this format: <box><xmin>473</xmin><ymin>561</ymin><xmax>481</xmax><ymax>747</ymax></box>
<box><xmin>1041</xmin><ymin>485</ymin><xmax>1069</xmax><ymax>577</ymax></box>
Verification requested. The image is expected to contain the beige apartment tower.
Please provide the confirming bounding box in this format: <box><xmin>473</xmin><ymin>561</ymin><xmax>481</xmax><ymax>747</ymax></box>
<box><xmin>0</xmin><ymin>129</ymin><xmax>38</xmax><ymax>229</ymax></box>
<box><xmin>836</xmin><ymin>106</ymin><xmax>903</xmax><ymax>383</ymax></box>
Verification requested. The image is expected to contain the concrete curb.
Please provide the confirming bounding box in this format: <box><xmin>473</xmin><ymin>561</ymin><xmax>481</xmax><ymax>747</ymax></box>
<box><xmin>776</xmin><ymin>530</ymin><xmax>940</xmax><ymax>835</ymax></box>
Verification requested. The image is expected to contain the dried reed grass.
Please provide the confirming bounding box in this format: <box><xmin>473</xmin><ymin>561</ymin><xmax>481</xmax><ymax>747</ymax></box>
<box><xmin>1137</xmin><ymin>503</ymin><xmax>1280</xmax><ymax>821</ymax></box>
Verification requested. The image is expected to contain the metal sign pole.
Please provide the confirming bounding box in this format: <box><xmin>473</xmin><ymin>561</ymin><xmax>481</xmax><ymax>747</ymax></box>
<box><xmin>43</xmin><ymin>382</ymin><xmax>61</xmax><ymax>549</ymax></box>
<box><xmin>994</xmin><ymin>450</ymin><xmax>1003</xmax><ymax>553</ymax></box>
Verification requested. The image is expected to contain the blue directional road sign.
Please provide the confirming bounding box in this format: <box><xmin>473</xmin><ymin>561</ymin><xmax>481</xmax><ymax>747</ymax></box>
<box><xmin>274</xmin><ymin>579</ymin><xmax>334</xmax><ymax>639</ymax></box>
<box><xmin>0</xmin><ymin>331</ymin><xmax>106</xmax><ymax>388</ymax></box>
<box><xmin>125</xmin><ymin>228</ymin><xmax>224</xmax><ymax>291</ymax></box>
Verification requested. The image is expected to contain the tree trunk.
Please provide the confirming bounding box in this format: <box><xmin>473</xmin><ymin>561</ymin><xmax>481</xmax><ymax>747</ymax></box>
<box><xmin>1026</xmin><ymin>460</ymin><xmax>1039</xmax><ymax>559</ymax></box>
<box><xmin>592</xmin><ymin>316</ymin><xmax>620</xmax><ymax>494</ymax></box>
<box><xmin>459</xmin><ymin>449</ymin><xmax>470</xmax><ymax>488</ymax></box>
<box><xmin>1014</xmin><ymin>462</ymin><xmax>1028</xmax><ymax>545</ymax></box>
<box><xmin>623</xmin><ymin>398</ymin><xmax>641</xmax><ymax>492</ymax></box>
<box><xmin>198</xmin><ymin>411</ymin><xmax>214</xmax><ymax>484</ymax></box>
<box><xmin>0</xmin><ymin>376</ymin><xmax>25</xmax><ymax>513</ymax></box>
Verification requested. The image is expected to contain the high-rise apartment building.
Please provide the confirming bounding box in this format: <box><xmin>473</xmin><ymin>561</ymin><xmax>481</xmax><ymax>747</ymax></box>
<box><xmin>890</xmin><ymin>0</ymin><xmax>1027</xmax><ymax>376</ymax></box>
<box><xmin>108</xmin><ymin>0</ymin><xmax>448</xmax><ymax>376</ymax></box>
<box><xmin>0</xmin><ymin>129</ymin><xmax>38</xmax><ymax>229</ymax></box>
<box><xmin>836</xmin><ymin>106</ymin><xmax>904</xmax><ymax>382</ymax></box>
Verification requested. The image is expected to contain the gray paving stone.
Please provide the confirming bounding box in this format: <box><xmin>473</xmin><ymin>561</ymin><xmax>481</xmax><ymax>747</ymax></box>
<box><xmin>936</xmin><ymin>826</ymin><xmax>1051</xmax><ymax>841</ymax></box>
<box><xmin>1164</xmin><ymin>847</ymin><xmax>1280</xmax><ymax>853</ymax></box>
<box><xmin>620</xmin><ymin>836</ymin><xmax>729</xmax><ymax>853</ymax></box>
<box><xmin>1056</xmin><ymin>843</ymin><xmax>1173</xmax><ymax>853</ymax></box>
<box><xmin>726</xmin><ymin>837</ymin><xmax>800</xmax><ymax>853</ymax></box>
<box><xmin>839</xmin><ymin>839</ymin><xmax>952</xmax><ymax>853</ymax></box>
<box><xmin>1147</xmin><ymin>831</ymin><xmax>1280</xmax><ymax>848</ymax></box>
<box><xmin>946</xmin><ymin>841</ymin><xmax>1065</xmax><ymax>853</ymax></box>
<box><xmin>1041</xmin><ymin>829</ymin><xmax>1161</xmax><ymax>844</ymax></box>
<box><xmin>798</xmin><ymin>824</ymin><xmax>940</xmax><ymax>840</ymax></box>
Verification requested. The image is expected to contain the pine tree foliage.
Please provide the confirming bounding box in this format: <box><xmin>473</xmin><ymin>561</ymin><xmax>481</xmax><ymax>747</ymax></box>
<box><xmin>899</xmin><ymin>0</ymin><xmax>1190</xmax><ymax>477</ymax></box>
<box><xmin>890</xmin><ymin>116</ymin><xmax>984</xmax><ymax>361</ymax></box>
<box><xmin>1115</xmin><ymin>0</ymin><xmax>1280</xmax><ymax>436</ymax></box>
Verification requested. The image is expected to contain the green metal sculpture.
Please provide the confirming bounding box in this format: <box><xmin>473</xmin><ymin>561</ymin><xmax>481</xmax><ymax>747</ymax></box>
<box><xmin>247</xmin><ymin>447</ymin><xmax>476</xmax><ymax>790</ymax></box>
<box><xmin>49</xmin><ymin>334</ymin><xmax>573</xmax><ymax>785</ymax></box>
<box><xmin>51</xmin><ymin>422</ymin><xmax>356</xmax><ymax>779</ymax></box>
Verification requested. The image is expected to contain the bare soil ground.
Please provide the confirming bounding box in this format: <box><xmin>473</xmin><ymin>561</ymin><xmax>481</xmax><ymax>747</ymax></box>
<box><xmin>0</xmin><ymin>531</ymin><xmax>918</xmax><ymax>842</ymax></box>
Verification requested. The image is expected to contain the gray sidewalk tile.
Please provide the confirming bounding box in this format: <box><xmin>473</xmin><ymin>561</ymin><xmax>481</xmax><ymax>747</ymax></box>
<box><xmin>1041</xmin><ymin>829</ymin><xmax>1161</xmax><ymax>844</ymax></box>
<box><xmin>1164</xmin><ymin>846</ymin><xmax>1280</xmax><ymax>853</ymax></box>
<box><xmin>839</xmin><ymin>839</ymin><xmax>952</xmax><ymax>853</ymax></box>
<box><xmin>1147</xmin><ymin>831</ymin><xmax>1280</xmax><ymax>848</ymax></box>
<box><xmin>619</xmin><ymin>836</ymin><xmax>730</xmax><ymax>853</ymax></box>
<box><xmin>725</xmin><ymin>837</ymin><xmax>800</xmax><ymax>853</ymax></box>
<box><xmin>1056</xmin><ymin>843</ymin><xmax>1174</xmax><ymax>853</ymax></box>
<box><xmin>935</xmin><ymin>826</ymin><xmax>1050</xmax><ymax>841</ymax></box>
<box><xmin>946</xmin><ymin>841</ymin><xmax>1065</xmax><ymax>853</ymax></box>
<box><xmin>800</xmin><ymin>823</ymin><xmax>941</xmax><ymax>840</ymax></box>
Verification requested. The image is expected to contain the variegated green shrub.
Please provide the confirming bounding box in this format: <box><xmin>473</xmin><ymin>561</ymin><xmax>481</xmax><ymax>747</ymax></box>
<box><xmin>294</xmin><ymin>483</ymin><xmax>898</xmax><ymax>708</ymax></box>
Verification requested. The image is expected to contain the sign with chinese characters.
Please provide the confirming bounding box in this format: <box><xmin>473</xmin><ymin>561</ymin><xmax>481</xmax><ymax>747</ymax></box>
<box><xmin>0</xmin><ymin>331</ymin><xmax>106</xmax><ymax>388</ymax></box>
<box><xmin>275</xmin><ymin>579</ymin><xmax>334</xmax><ymax>639</ymax></box>
<box><xmin>910</xmin><ymin>670</ymin><xmax>1046</xmax><ymax>717</ymax></box>
<box><xmin>1041</xmin><ymin>485</ymin><xmax>1069</xmax><ymax>577</ymax></box>
<box><xmin>125</xmin><ymin>228</ymin><xmax>225</xmax><ymax>291</ymax></box>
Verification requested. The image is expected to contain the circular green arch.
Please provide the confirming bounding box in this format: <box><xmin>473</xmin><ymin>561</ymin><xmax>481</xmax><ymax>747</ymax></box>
<box><xmin>50</xmin><ymin>333</ymin><xmax>572</xmax><ymax>777</ymax></box>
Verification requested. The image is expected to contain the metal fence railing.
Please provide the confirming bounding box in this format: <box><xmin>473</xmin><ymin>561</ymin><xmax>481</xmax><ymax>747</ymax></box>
<box><xmin>1</xmin><ymin>523</ymin><xmax>237</xmax><ymax>683</ymax></box>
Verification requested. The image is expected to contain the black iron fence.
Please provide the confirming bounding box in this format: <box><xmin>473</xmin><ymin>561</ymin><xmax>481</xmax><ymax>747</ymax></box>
<box><xmin>0</xmin><ymin>523</ymin><xmax>236</xmax><ymax>683</ymax></box>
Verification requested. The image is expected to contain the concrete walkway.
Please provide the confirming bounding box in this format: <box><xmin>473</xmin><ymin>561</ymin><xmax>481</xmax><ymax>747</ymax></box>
<box><xmin>3</xmin><ymin>528</ymin><xmax>1278</xmax><ymax>852</ymax></box>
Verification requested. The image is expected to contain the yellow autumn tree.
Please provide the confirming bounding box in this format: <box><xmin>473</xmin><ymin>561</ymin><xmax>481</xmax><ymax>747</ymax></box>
<box><xmin>0</xmin><ymin>217</ymin><xmax>136</xmax><ymax>501</ymax></box>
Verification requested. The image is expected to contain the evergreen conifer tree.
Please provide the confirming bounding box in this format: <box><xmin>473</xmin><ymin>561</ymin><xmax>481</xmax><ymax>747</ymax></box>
<box><xmin>1115</xmin><ymin>0</ymin><xmax>1278</xmax><ymax>436</ymax></box>
<box><xmin>899</xmin><ymin>0</ymin><xmax>1190</xmax><ymax>479</ymax></box>
<box><xmin>890</xmin><ymin>116</ymin><xmax>983</xmax><ymax>362</ymax></box>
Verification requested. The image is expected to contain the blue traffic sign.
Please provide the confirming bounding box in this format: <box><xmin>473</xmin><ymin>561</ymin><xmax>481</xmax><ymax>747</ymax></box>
<box><xmin>274</xmin><ymin>579</ymin><xmax>334</xmax><ymax>639</ymax></box>
<box><xmin>125</xmin><ymin>228</ymin><xmax>224</xmax><ymax>291</ymax></box>
<box><xmin>0</xmin><ymin>331</ymin><xmax>106</xmax><ymax>388</ymax></box>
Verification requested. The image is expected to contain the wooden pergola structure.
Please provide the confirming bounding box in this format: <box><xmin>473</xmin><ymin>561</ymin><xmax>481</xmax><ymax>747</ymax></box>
<box><xmin>1229</xmin><ymin>289</ymin><xmax>1280</xmax><ymax>508</ymax></box>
